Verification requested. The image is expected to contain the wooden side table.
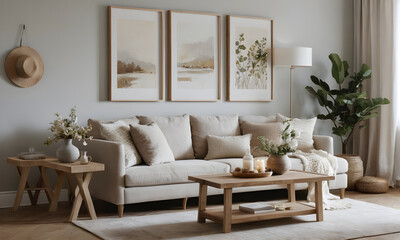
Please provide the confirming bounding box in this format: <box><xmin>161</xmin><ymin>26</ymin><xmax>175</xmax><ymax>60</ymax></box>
<box><xmin>6</xmin><ymin>156</ymin><xmax>57</xmax><ymax>211</ymax></box>
<box><xmin>42</xmin><ymin>161</ymin><xmax>104</xmax><ymax>222</ymax></box>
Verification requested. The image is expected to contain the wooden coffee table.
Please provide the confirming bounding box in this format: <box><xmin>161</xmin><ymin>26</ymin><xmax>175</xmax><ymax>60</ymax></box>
<box><xmin>189</xmin><ymin>170</ymin><xmax>335</xmax><ymax>233</ymax></box>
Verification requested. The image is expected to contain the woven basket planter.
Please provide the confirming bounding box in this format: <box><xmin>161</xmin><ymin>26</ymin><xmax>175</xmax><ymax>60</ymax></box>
<box><xmin>356</xmin><ymin>176</ymin><xmax>389</xmax><ymax>193</ymax></box>
<box><xmin>336</xmin><ymin>154</ymin><xmax>363</xmax><ymax>190</ymax></box>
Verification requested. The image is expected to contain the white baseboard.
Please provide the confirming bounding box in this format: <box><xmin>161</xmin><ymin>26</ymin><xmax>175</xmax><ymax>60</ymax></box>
<box><xmin>0</xmin><ymin>189</ymin><xmax>69</xmax><ymax>209</ymax></box>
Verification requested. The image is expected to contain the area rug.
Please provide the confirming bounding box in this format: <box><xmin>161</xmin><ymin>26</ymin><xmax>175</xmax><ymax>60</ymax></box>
<box><xmin>73</xmin><ymin>199</ymin><xmax>400</xmax><ymax>240</ymax></box>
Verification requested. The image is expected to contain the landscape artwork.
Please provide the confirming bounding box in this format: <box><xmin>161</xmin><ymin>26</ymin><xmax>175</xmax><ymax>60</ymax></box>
<box><xmin>117</xmin><ymin>19</ymin><xmax>156</xmax><ymax>89</ymax></box>
<box><xmin>169</xmin><ymin>11</ymin><xmax>221</xmax><ymax>101</ymax></box>
<box><xmin>176</xmin><ymin>20</ymin><xmax>214</xmax><ymax>89</ymax></box>
<box><xmin>109</xmin><ymin>7</ymin><xmax>164</xmax><ymax>101</ymax></box>
<box><xmin>227</xmin><ymin>16</ymin><xmax>273</xmax><ymax>102</ymax></box>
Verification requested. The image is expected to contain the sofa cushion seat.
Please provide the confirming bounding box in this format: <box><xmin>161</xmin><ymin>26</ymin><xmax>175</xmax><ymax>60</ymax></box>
<box><xmin>210</xmin><ymin>156</ymin><xmax>348</xmax><ymax>174</ymax></box>
<box><xmin>125</xmin><ymin>160</ymin><xmax>230</xmax><ymax>187</ymax></box>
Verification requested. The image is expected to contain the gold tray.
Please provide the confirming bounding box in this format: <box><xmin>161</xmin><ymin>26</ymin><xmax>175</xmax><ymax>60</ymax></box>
<box><xmin>230</xmin><ymin>171</ymin><xmax>273</xmax><ymax>178</ymax></box>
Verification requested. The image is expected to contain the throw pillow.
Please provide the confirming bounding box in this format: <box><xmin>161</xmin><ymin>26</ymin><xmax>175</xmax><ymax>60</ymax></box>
<box><xmin>190</xmin><ymin>115</ymin><xmax>241</xmax><ymax>159</ymax></box>
<box><xmin>88</xmin><ymin>117</ymin><xmax>139</xmax><ymax>139</ymax></box>
<box><xmin>129</xmin><ymin>122</ymin><xmax>175</xmax><ymax>165</ymax></box>
<box><xmin>204</xmin><ymin>134</ymin><xmax>252</xmax><ymax>160</ymax></box>
<box><xmin>99</xmin><ymin>120</ymin><xmax>142</xmax><ymax>167</ymax></box>
<box><xmin>138</xmin><ymin>115</ymin><xmax>195</xmax><ymax>160</ymax></box>
<box><xmin>276</xmin><ymin>113</ymin><xmax>316</xmax><ymax>152</ymax></box>
<box><xmin>241</xmin><ymin>121</ymin><xmax>284</xmax><ymax>157</ymax></box>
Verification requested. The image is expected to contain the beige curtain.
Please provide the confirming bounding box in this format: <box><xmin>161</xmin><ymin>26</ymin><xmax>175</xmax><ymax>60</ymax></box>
<box><xmin>353</xmin><ymin>0</ymin><xmax>400</xmax><ymax>186</ymax></box>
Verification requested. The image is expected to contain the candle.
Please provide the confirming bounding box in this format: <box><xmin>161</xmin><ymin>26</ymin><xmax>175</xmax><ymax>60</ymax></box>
<box><xmin>255</xmin><ymin>159</ymin><xmax>266</xmax><ymax>172</ymax></box>
<box><xmin>243</xmin><ymin>149</ymin><xmax>254</xmax><ymax>171</ymax></box>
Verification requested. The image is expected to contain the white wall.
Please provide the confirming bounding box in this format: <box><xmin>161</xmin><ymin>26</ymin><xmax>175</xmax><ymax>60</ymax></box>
<box><xmin>0</xmin><ymin>0</ymin><xmax>353</xmax><ymax>192</ymax></box>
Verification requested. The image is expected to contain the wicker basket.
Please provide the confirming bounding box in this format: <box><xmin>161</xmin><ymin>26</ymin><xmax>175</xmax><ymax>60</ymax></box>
<box><xmin>336</xmin><ymin>154</ymin><xmax>363</xmax><ymax>190</ymax></box>
<box><xmin>356</xmin><ymin>176</ymin><xmax>389</xmax><ymax>193</ymax></box>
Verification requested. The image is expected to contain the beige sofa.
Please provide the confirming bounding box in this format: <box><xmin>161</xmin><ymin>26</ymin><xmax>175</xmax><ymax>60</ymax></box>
<box><xmin>85</xmin><ymin>115</ymin><xmax>348</xmax><ymax>217</ymax></box>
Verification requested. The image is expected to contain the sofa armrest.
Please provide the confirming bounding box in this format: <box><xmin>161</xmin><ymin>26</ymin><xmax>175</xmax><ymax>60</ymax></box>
<box><xmin>84</xmin><ymin>139</ymin><xmax>125</xmax><ymax>205</ymax></box>
<box><xmin>313</xmin><ymin>135</ymin><xmax>334</xmax><ymax>155</ymax></box>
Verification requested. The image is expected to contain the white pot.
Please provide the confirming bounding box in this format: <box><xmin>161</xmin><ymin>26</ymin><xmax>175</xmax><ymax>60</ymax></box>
<box><xmin>56</xmin><ymin>139</ymin><xmax>79</xmax><ymax>163</ymax></box>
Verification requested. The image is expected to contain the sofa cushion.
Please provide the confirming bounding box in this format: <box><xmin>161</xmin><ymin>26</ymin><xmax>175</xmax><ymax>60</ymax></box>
<box><xmin>239</xmin><ymin>115</ymin><xmax>276</xmax><ymax>124</ymax></box>
<box><xmin>190</xmin><ymin>115</ymin><xmax>241</xmax><ymax>159</ymax></box>
<box><xmin>99</xmin><ymin>120</ymin><xmax>142</xmax><ymax>167</ymax></box>
<box><xmin>129</xmin><ymin>122</ymin><xmax>175</xmax><ymax>166</ymax></box>
<box><xmin>241</xmin><ymin>121</ymin><xmax>284</xmax><ymax>157</ymax></box>
<box><xmin>205</xmin><ymin>134</ymin><xmax>251</xmax><ymax>160</ymax></box>
<box><xmin>125</xmin><ymin>160</ymin><xmax>230</xmax><ymax>187</ymax></box>
<box><xmin>276</xmin><ymin>113</ymin><xmax>316</xmax><ymax>152</ymax></box>
<box><xmin>88</xmin><ymin>117</ymin><xmax>139</xmax><ymax>139</ymax></box>
<box><xmin>138</xmin><ymin>115</ymin><xmax>195</xmax><ymax>160</ymax></box>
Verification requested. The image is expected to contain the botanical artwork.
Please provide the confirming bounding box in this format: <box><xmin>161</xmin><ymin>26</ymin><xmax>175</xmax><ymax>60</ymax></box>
<box><xmin>235</xmin><ymin>26</ymin><xmax>269</xmax><ymax>90</ymax></box>
<box><xmin>117</xmin><ymin>19</ymin><xmax>156</xmax><ymax>89</ymax></box>
<box><xmin>227</xmin><ymin>16</ymin><xmax>273</xmax><ymax>102</ymax></box>
<box><xmin>109</xmin><ymin>6</ymin><xmax>164</xmax><ymax>101</ymax></box>
<box><xmin>177</xmin><ymin>21</ymin><xmax>214</xmax><ymax>89</ymax></box>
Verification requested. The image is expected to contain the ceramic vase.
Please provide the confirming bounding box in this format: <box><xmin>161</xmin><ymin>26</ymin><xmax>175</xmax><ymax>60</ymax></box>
<box><xmin>267</xmin><ymin>154</ymin><xmax>291</xmax><ymax>175</ymax></box>
<box><xmin>56</xmin><ymin>139</ymin><xmax>79</xmax><ymax>163</ymax></box>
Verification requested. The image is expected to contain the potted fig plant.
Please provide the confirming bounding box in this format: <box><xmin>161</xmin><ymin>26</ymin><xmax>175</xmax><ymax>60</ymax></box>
<box><xmin>305</xmin><ymin>53</ymin><xmax>390</xmax><ymax>189</ymax></box>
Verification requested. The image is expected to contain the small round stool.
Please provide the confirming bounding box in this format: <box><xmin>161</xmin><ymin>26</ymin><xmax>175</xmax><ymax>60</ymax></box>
<box><xmin>356</xmin><ymin>176</ymin><xmax>389</xmax><ymax>193</ymax></box>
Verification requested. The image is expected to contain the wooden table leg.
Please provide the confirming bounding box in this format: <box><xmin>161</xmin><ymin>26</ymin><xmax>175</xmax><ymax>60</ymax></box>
<box><xmin>223</xmin><ymin>188</ymin><xmax>232</xmax><ymax>233</ymax></box>
<box><xmin>13</xmin><ymin>167</ymin><xmax>30</xmax><ymax>211</ymax></box>
<box><xmin>16</xmin><ymin>167</ymin><xmax>35</xmax><ymax>205</ymax></box>
<box><xmin>49</xmin><ymin>170</ymin><xmax>65</xmax><ymax>212</ymax></box>
<box><xmin>66</xmin><ymin>174</ymin><xmax>74</xmax><ymax>204</ymax></box>
<box><xmin>287</xmin><ymin>183</ymin><xmax>296</xmax><ymax>202</ymax></box>
<box><xmin>40</xmin><ymin>167</ymin><xmax>53</xmax><ymax>203</ymax></box>
<box><xmin>197</xmin><ymin>184</ymin><xmax>207</xmax><ymax>223</ymax></box>
<box><xmin>315</xmin><ymin>181</ymin><xmax>323</xmax><ymax>221</ymax></box>
<box><xmin>70</xmin><ymin>172</ymin><xmax>95</xmax><ymax>222</ymax></box>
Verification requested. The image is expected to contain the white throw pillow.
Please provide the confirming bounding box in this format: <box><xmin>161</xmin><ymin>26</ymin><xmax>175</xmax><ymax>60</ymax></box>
<box><xmin>204</xmin><ymin>134</ymin><xmax>252</xmax><ymax>160</ymax></box>
<box><xmin>129</xmin><ymin>122</ymin><xmax>175</xmax><ymax>166</ymax></box>
<box><xmin>99</xmin><ymin>120</ymin><xmax>142</xmax><ymax>167</ymax></box>
<box><xmin>276</xmin><ymin>113</ymin><xmax>316</xmax><ymax>152</ymax></box>
<box><xmin>88</xmin><ymin>117</ymin><xmax>139</xmax><ymax>139</ymax></box>
<box><xmin>138</xmin><ymin>115</ymin><xmax>195</xmax><ymax>160</ymax></box>
<box><xmin>241</xmin><ymin>121</ymin><xmax>284</xmax><ymax>157</ymax></box>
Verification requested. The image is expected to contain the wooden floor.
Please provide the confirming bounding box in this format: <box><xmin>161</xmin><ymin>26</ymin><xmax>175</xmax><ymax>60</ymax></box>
<box><xmin>1</xmin><ymin>188</ymin><xmax>400</xmax><ymax>240</ymax></box>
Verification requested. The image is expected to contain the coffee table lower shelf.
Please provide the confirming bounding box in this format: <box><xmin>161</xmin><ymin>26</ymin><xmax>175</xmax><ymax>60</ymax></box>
<box><xmin>200</xmin><ymin>202</ymin><xmax>315</xmax><ymax>224</ymax></box>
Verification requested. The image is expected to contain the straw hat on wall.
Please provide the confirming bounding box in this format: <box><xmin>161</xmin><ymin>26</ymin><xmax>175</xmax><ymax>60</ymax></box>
<box><xmin>5</xmin><ymin>46</ymin><xmax>44</xmax><ymax>88</ymax></box>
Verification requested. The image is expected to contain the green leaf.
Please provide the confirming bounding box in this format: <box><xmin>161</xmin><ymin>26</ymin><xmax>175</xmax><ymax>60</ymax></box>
<box><xmin>360</xmin><ymin>64</ymin><xmax>372</xmax><ymax>79</ymax></box>
<box><xmin>329</xmin><ymin>53</ymin><xmax>345</xmax><ymax>84</ymax></box>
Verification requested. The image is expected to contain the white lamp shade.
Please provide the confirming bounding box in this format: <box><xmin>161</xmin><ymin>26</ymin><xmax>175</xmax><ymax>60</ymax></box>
<box><xmin>274</xmin><ymin>47</ymin><xmax>312</xmax><ymax>67</ymax></box>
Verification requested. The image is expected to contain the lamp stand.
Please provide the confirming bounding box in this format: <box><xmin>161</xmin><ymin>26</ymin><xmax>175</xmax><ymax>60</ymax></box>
<box><xmin>290</xmin><ymin>66</ymin><xmax>295</xmax><ymax>118</ymax></box>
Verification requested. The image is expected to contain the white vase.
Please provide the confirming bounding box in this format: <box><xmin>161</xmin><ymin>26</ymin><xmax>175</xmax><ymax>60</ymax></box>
<box><xmin>56</xmin><ymin>139</ymin><xmax>79</xmax><ymax>163</ymax></box>
<box><xmin>267</xmin><ymin>154</ymin><xmax>291</xmax><ymax>175</ymax></box>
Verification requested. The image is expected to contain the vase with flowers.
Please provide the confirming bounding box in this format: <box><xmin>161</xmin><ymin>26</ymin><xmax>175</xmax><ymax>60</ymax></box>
<box><xmin>45</xmin><ymin>107</ymin><xmax>92</xmax><ymax>163</ymax></box>
<box><xmin>257</xmin><ymin>121</ymin><xmax>298</xmax><ymax>174</ymax></box>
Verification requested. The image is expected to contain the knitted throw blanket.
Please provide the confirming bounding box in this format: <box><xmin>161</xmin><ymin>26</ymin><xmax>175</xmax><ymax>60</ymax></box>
<box><xmin>291</xmin><ymin>150</ymin><xmax>351</xmax><ymax>210</ymax></box>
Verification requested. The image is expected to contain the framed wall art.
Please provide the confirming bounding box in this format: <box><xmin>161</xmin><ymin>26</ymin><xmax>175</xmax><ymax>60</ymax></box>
<box><xmin>227</xmin><ymin>15</ymin><xmax>273</xmax><ymax>102</ymax></box>
<box><xmin>108</xmin><ymin>6</ymin><xmax>164</xmax><ymax>101</ymax></box>
<box><xmin>168</xmin><ymin>11</ymin><xmax>221</xmax><ymax>101</ymax></box>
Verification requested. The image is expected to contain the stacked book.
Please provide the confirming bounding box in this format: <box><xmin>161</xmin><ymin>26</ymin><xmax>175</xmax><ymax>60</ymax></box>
<box><xmin>239</xmin><ymin>202</ymin><xmax>276</xmax><ymax>214</ymax></box>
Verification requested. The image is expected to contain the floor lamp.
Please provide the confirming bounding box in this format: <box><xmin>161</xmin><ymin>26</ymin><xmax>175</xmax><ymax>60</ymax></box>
<box><xmin>274</xmin><ymin>47</ymin><xmax>312</xmax><ymax>117</ymax></box>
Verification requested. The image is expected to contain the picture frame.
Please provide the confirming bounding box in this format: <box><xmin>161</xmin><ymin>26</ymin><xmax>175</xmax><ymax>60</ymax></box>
<box><xmin>168</xmin><ymin>10</ymin><xmax>221</xmax><ymax>102</ymax></box>
<box><xmin>108</xmin><ymin>6</ymin><xmax>164</xmax><ymax>101</ymax></box>
<box><xmin>227</xmin><ymin>15</ymin><xmax>273</xmax><ymax>102</ymax></box>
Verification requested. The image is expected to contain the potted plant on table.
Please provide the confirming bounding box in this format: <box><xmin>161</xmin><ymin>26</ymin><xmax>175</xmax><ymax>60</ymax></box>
<box><xmin>305</xmin><ymin>53</ymin><xmax>390</xmax><ymax>189</ymax></box>
<box><xmin>45</xmin><ymin>107</ymin><xmax>92</xmax><ymax>163</ymax></box>
<box><xmin>257</xmin><ymin>121</ymin><xmax>298</xmax><ymax>175</ymax></box>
